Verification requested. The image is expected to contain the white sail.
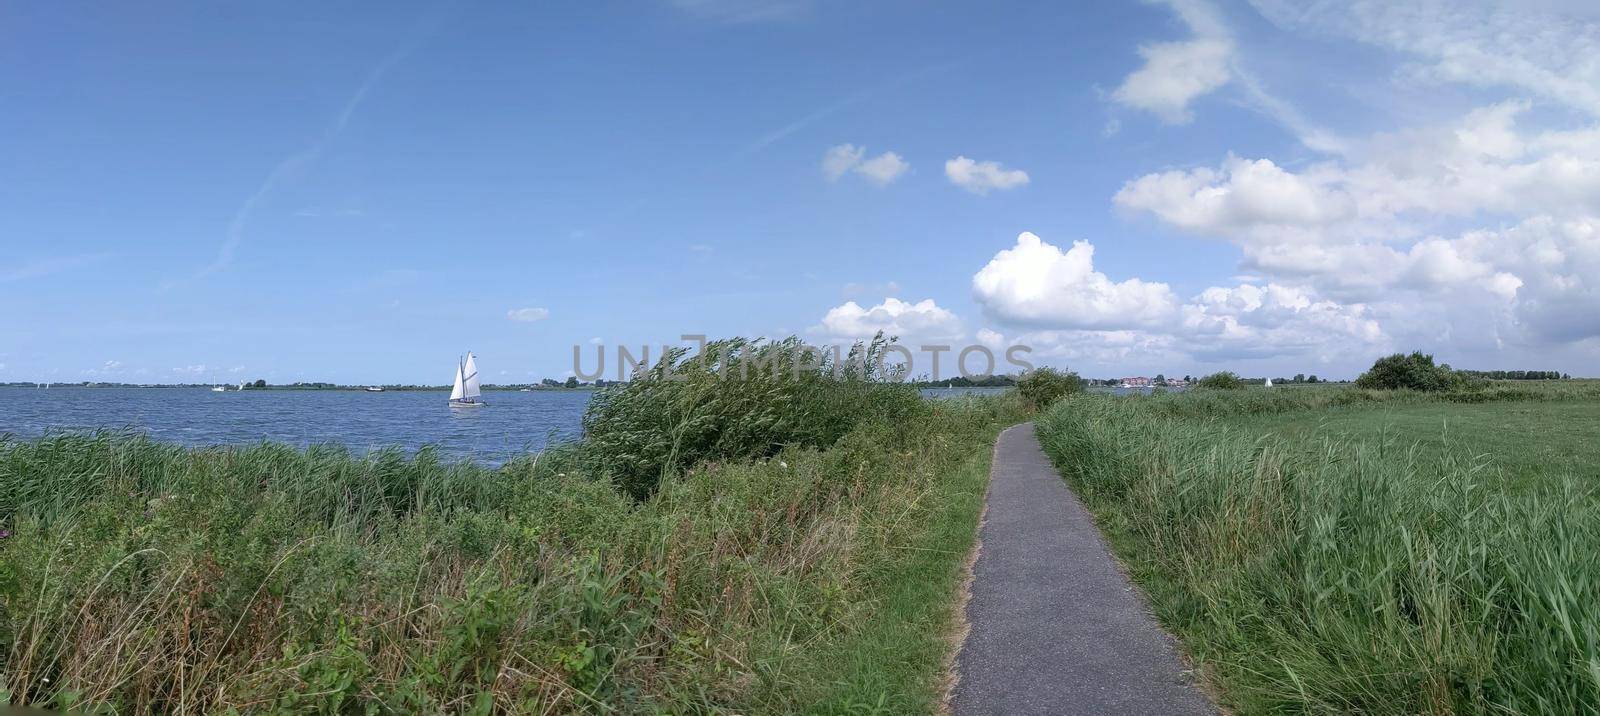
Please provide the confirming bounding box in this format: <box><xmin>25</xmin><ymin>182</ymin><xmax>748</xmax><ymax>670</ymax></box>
<box><xmin>449</xmin><ymin>360</ymin><xmax>466</xmax><ymax>401</ymax></box>
<box><xmin>1264</xmin><ymin>377</ymin><xmax>1273</xmax><ymax>387</ymax></box>
<box><xmin>463</xmin><ymin>352</ymin><xmax>482</xmax><ymax>399</ymax></box>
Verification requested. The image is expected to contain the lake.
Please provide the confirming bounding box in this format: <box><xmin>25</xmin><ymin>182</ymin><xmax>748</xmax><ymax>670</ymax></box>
<box><xmin>0</xmin><ymin>384</ymin><xmax>1166</xmax><ymax>464</ymax></box>
<box><xmin>0</xmin><ymin>387</ymin><xmax>592</xmax><ymax>464</ymax></box>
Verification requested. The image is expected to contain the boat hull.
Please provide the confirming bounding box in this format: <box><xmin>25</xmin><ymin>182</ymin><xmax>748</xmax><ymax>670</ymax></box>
<box><xmin>448</xmin><ymin>399</ymin><xmax>486</xmax><ymax>408</ymax></box>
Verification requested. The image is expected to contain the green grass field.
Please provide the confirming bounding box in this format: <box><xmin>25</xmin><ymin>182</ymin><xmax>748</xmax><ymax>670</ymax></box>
<box><xmin>1036</xmin><ymin>382</ymin><xmax>1600</xmax><ymax>714</ymax></box>
<box><xmin>1224</xmin><ymin>395</ymin><xmax>1600</xmax><ymax>491</ymax></box>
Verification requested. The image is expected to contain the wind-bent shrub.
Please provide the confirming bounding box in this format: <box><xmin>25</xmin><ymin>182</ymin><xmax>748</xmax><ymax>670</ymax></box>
<box><xmin>581</xmin><ymin>335</ymin><xmax>926</xmax><ymax>499</ymax></box>
<box><xmin>1195</xmin><ymin>371</ymin><xmax>1244</xmax><ymax>389</ymax></box>
<box><xmin>1015</xmin><ymin>367</ymin><xmax>1082</xmax><ymax>409</ymax></box>
<box><xmin>1355</xmin><ymin>351</ymin><xmax>1470</xmax><ymax>391</ymax></box>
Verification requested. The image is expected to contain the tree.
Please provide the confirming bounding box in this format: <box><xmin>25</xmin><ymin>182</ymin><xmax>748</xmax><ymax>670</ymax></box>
<box><xmin>1195</xmin><ymin>371</ymin><xmax>1244</xmax><ymax>389</ymax></box>
<box><xmin>1293</xmin><ymin>373</ymin><xmax>1306</xmax><ymax>383</ymax></box>
<box><xmin>1154</xmin><ymin>373</ymin><xmax>1167</xmax><ymax>386</ymax></box>
<box><xmin>1016</xmin><ymin>367</ymin><xmax>1084</xmax><ymax>408</ymax></box>
<box><xmin>564</xmin><ymin>376</ymin><xmax>579</xmax><ymax>389</ymax></box>
<box><xmin>1307</xmin><ymin>375</ymin><xmax>1319</xmax><ymax>383</ymax></box>
<box><xmin>251</xmin><ymin>379</ymin><xmax>267</xmax><ymax>389</ymax></box>
<box><xmin>1355</xmin><ymin>352</ymin><xmax>1468</xmax><ymax>391</ymax></box>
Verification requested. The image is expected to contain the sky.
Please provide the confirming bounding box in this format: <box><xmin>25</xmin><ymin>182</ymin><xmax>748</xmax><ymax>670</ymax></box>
<box><xmin>5</xmin><ymin>0</ymin><xmax>1600</xmax><ymax>384</ymax></box>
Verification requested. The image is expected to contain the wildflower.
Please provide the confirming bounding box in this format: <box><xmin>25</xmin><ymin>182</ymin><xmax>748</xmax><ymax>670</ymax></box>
<box><xmin>778</xmin><ymin>461</ymin><xmax>788</xmax><ymax>469</ymax></box>
<box><xmin>0</xmin><ymin>529</ymin><xmax>10</xmax><ymax>539</ymax></box>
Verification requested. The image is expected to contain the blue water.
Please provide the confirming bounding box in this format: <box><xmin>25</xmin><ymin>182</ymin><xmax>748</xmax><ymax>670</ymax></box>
<box><xmin>0</xmin><ymin>384</ymin><xmax>1165</xmax><ymax>464</ymax></box>
<box><xmin>0</xmin><ymin>387</ymin><xmax>591</xmax><ymax>464</ymax></box>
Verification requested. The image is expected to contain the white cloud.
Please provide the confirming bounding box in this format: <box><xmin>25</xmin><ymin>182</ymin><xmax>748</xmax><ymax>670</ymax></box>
<box><xmin>507</xmin><ymin>307</ymin><xmax>550</xmax><ymax>323</ymax></box>
<box><xmin>1248</xmin><ymin>1</ymin><xmax>1600</xmax><ymax>119</ymax></box>
<box><xmin>815</xmin><ymin>297</ymin><xmax>963</xmax><ymax>341</ymax></box>
<box><xmin>1110</xmin><ymin>0</ymin><xmax>1235</xmax><ymax>123</ymax></box>
<box><xmin>173</xmin><ymin>365</ymin><xmax>208</xmax><ymax>376</ymax></box>
<box><xmin>1114</xmin><ymin>155</ymin><xmax>1356</xmax><ymax>235</ymax></box>
<box><xmin>1113</xmin><ymin>38</ymin><xmax>1233</xmax><ymax>124</ymax></box>
<box><xmin>945</xmin><ymin>157</ymin><xmax>1030</xmax><ymax>195</ymax></box>
<box><xmin>103</xmin><ymin>360</ymin><xmax>122</xmax><ymax>371</ymax></box>
<box><xmin>821</xmin><ymin>144</ymin><xmax>909</xmax><ymax>186</ymax></box>
<box><xmin>973</xmin><ymin>232</ymin><xmax>1179</xmax><ymax>330</ymax></box>
<box><xmin>822</xmin><ymin>144</ymin><xmax>864</xmax><ymax>180</ymax></box>
<box><xmin>967</xmin><ymin>231</ymin><xmax>1390</xmax><ymax>365</ymax></box>
<box><xmin>856</xmin><ymin>152</ymin><xmax>909</xmax><ymax>185</ymax></box>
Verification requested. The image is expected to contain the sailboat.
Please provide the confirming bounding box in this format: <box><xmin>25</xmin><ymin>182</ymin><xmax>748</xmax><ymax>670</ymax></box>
<box><xmin>211</xmin><ymin>384</ymin><xmax>226</xmax><ymax>392</ymax></box>
<box><xmin>1264</xmin><ymin>377</ymin><xmax>1273</xmax><ymax>388</ymax></box>
<box><xmin>448</xmin><ymin>352</ymin><xmax>486</xmax><ymax>408</ymax></box>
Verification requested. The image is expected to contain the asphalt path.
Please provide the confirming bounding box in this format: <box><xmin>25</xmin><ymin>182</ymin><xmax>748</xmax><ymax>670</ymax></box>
<box><xmin>951</xmin><ymin>423</ymin><xmax>1216</xmax><ymax>715</ymax></box>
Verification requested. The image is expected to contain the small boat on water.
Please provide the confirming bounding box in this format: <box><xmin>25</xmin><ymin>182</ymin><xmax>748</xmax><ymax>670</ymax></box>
<box><xmin>366</xmin><ymin>386</ymin><xmax>385</xmax><ymax>392</ymax></box>
<box><xmin>211</xmin><ymin>385</ymin><xmax>226</xmax><ymax>392</ymax></box>
<box><xmin>448</xmin><ymin>352</ymin><xmax>486</xmax><ymax>408</ymax></box>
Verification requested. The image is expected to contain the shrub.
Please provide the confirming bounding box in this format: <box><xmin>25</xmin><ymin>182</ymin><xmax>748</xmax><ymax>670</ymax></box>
<box><xmin>1015</xmin><ymin>367</ymin><xmax>1083</xmax><ymax>409</ymax></box>
<box><xmin>1195</xmin><ymin>371</ymin><xmax>1244</xmax><ymax>389</ymax></box>
<box><xmin>580</xmin><ymin>335</ymin><xmax>926</xmax><ymax>499</ymax></box>
<box><xmin>1355</xmin><ymin>351</ymin><xmax>1468</xmax><ymax>391</ymax></box>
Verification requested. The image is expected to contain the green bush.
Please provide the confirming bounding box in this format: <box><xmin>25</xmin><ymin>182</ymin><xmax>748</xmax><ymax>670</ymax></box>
<box><xmin>580</xmin><ymin>335</ymin><xmax>926</xmax><ymax>499</ymax></box>
<box><xmin>1355</xmin><ymin>351</ymin><xmax>1469</xmax><ymax>391</ymax></box>
<box><xmin>1195</xmin><ymin>371</ymin><xmax>1244</xmax><ymax>389</ymax></box>
<box><xmin>1014</xmin><ymin>367</ymin><xmax>1083</xmax><ymax>409</ymax></box>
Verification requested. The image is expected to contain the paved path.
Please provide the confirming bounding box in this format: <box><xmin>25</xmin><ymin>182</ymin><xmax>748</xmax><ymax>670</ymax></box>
<box><xmin>952</xmin><ymin>423</ymin><xmax>1215</xmax><ymax>715</ymax></box>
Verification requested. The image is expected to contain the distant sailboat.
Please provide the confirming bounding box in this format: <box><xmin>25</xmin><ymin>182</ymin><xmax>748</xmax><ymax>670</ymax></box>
<box><xmin>366</xmin><ymin>386</ymin><xmax>385</xmax><ymax>392</ymax></box>
<box><xmin>211</xmin><ymin>385</ymin><xmax>226</xmax><ymax>392</ymax></box>
<box><xmin>1264</xmin><ymin>377</ymin><xmax>1273</xmax><ymax>388</ymax></box>
<box><xmin>449</xmin><ymin>352</ymin><xmax>486</xmax><ymax>408</ymax></box>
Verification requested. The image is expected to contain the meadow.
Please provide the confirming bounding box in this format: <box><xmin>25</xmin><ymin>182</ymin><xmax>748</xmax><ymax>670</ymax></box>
<box><xmin>1035</xmin><ymin>381</ymin><xmax>1600</xmax><ymax>714</ymax></box>
<box><xmin>0</xmin><ymin>338</ymin><xmax>1032</xmax><ymax>714</ymax></box>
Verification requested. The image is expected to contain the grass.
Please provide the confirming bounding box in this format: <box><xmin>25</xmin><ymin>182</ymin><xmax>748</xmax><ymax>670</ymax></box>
<box><xmin>1034</xmin><ymin>381</ymin><xmax>1600</xmax><ymax>714</ymax></box>
<box><xmin>0</xmin><ymin>338</ymin><xmax>1031</xmax><ymax>714</ymax></box>
<box><xmin>1223</xmin><ymin>399</ymin><xmax>1600</xmax><ymax>492</ymax></box>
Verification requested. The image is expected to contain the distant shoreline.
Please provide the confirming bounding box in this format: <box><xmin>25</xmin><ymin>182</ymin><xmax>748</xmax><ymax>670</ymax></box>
<box><xmin>0</xmin><ymin>383</ymin><xmax>600</xmax><ymax>392</ymax></box>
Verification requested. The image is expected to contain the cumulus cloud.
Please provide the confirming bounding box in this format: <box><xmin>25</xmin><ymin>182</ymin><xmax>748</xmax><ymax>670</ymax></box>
<box><xmin>945</xmin><ymin>157</ymin><xmax>1030</xmax><ymax>195</ymax></box>
<box><xmin>815</xmin><ymin>297</ymin><xmax>963</xmax><ymax>341</ymax></box>
<box><xmin>972</xmin><ymin>232</ymin><xmax>1179</xmax><ymax>329</ymax></box>
<box><xmin>1114</xmin><ymin>155</ymin><xmax>1356</xmax><ymax>235</ymax></box>
<box><xmin>821</xmin><ymin>144</ymin><xmax>908</xmax><ymax>186</ymax></box>
<box><xmin>1111</xmin><ymin>0</ymin><xmax>1234</xmax><ymax>123</ymax></box>
<box><xmin>967</xmin><ymin>231</ymin><xmax>1390</xmax><ymax>365</ymax></box>
<box><xmin>507</xmin><ymin>307</ymin><xmax>550</xmax><ymax>322</ymax></box>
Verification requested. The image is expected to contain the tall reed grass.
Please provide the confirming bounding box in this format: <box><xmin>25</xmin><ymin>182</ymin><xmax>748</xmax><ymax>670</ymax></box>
<box><xmin>0</xmin><ymin>342</ymin><xmax>1029</xmax><ymax>713</ymax></box>
<box><xmin>1036</xmin><ymin>387</ymin><xmax>1600</xmax><ymax>714</ymax></box>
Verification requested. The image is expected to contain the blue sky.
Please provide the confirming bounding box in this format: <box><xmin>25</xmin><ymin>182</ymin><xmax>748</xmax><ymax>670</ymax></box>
<box><xmin>5</xmin><ymin>0</ymin><xmax>1600</xmax><ymax>384</ymax></box>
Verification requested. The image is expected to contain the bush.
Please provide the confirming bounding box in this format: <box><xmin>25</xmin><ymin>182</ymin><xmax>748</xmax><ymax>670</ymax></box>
<box><xmin>1195</xmin><ymin>371</ymin><xmax>1244</xmax><ymax>389</ymax></box>
<box><xmin>1015</xmin><ymin>367</ymin><xmax>1083</xmax><ymax>409</ymax></box>
<box><xmin>580</xmin><ymin>335</ymin><xmax>926</xmax><ymax>499</ymax></box>
<box><xmin>1355</xmin><ymin>351</ymin><xmax>1469</xmax><ymax>391</ymax></box>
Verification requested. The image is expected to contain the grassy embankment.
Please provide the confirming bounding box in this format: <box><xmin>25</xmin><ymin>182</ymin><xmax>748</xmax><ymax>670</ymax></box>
<box><xmin>1035</xmin><ymin>381</ymin><xmax>1600</xmax><ymax>714</ymax></box>
<box><xmin>0</xmin><ymin>337</ymin><xmax>1030</xmax><ymax>713</ymax></box>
